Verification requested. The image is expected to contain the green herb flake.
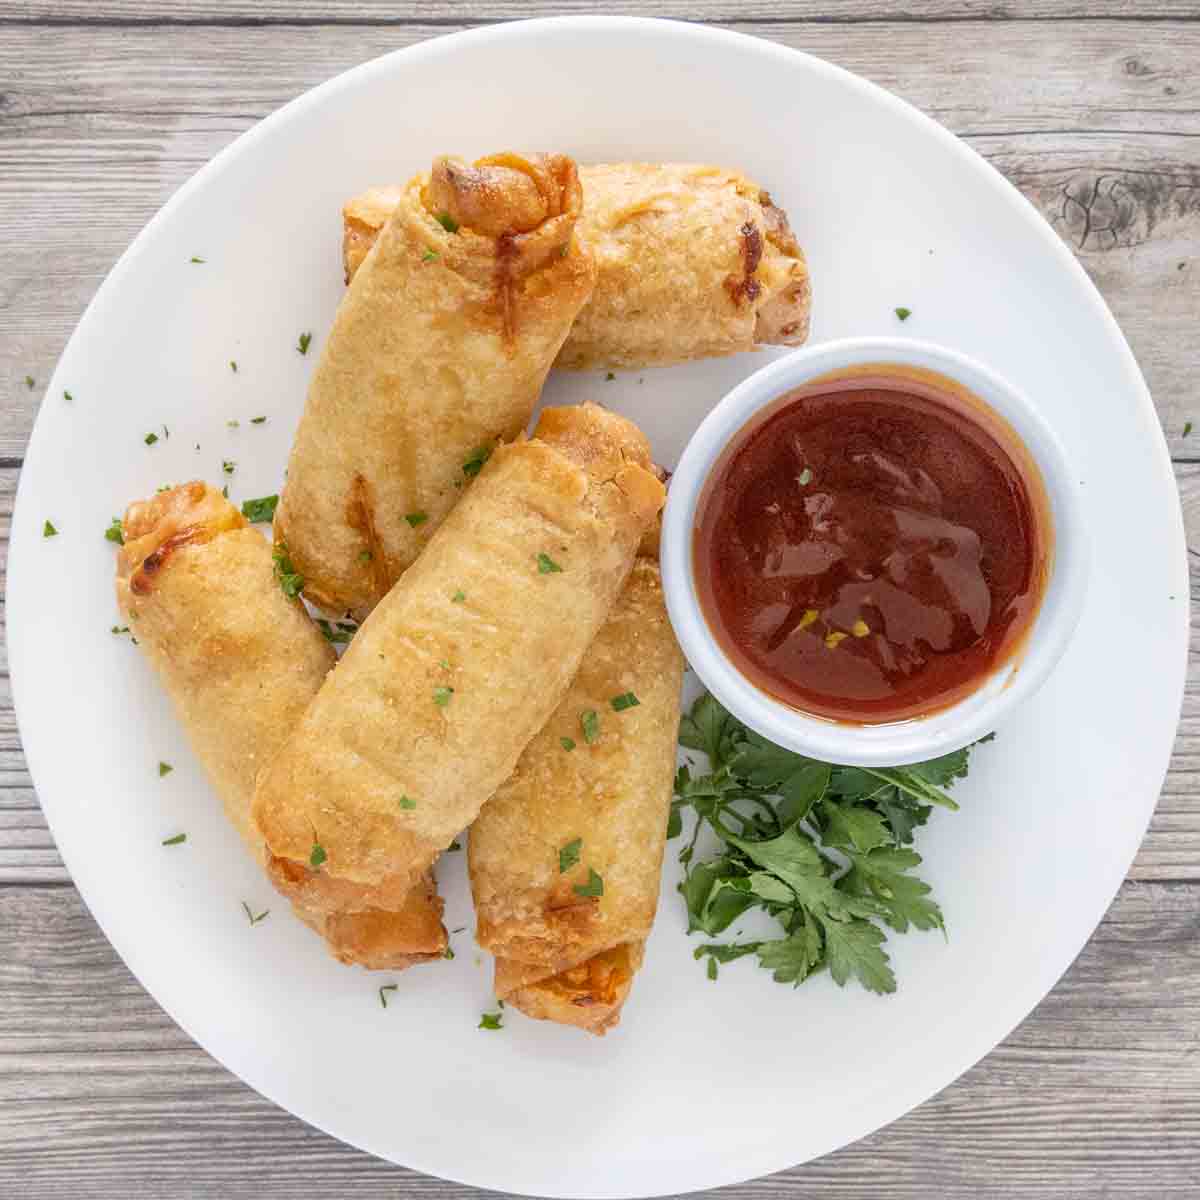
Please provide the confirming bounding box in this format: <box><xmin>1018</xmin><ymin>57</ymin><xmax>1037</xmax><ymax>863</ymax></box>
<box><xmin>230</xmin><ymin>361</ymin><xmax>238</xmax><ymax>373</ymax></box>
<box><xmin>605</xmin><ymin>372</ymin><xmax>616</xmax><ymax>381</ymax></box>
<box><xmin>478</xmin><ymin>1011</ymin><xmax>503</xmax><ymax>1030</ymax></box>
<box><xmin>310</xmin><ymin>839</ymin><xmax>327</xmax><ymax>869</ymax></box>
<box><xmin>241</xmin><ymin>901</ymin><xmax>269</xmax><ymax>925</ymax></box>
<box><xmin>162</xmin><ymin>833</ymin><xmax>187</xmax><ymax>846</ymax></box>
<box><xmin>251</xmin><ymin>415</ymin><xmax>267</xmax><ymax>424</ymax></box>
<box><xmin>537</xmin><ymin>552</ymin><xmax>562</xmax><ymax>575</ymax></box>
<box><xmin>443</xmin><ymin>945</ymin><xmax>455</xmax><ymax>960</ymax></box>
<box><xmin>297</xmin><ymin>332</ymin><xmax>312</xmax><ymax>355</ymax></box>
<box><xmin>798</xmin><ymin>467</ymin><xmax>814</xmax><ymax>486</ymax></box>
<box><xmin>1185</xmin><ymin>421</ymin><xmax>1193</xmax><ymax>438</ymax></box>
<box><xmin>189</xmin><ymin>256</ymin><xmax>205</xmax><ymax>264</ymax></box>
<box><xmin>610</xmin><ymin>692</ymin><xmax>640</xmax><ymax>712</ymax></box>
<box><xmin>272</xmin><ymin>543</ymin><xmax>305</xmax><ymax>599</ymax></box>
<box><xmin>64</xmin><ymin>390</ymin><xmax>73</xmax><ymax>402</ymax></box>
<box><xmin>559</xmin><ymin>837</ymin><xmax>582</xmax><ymax>873</ymax></box>
<box><xmin>560</xmin><ymin>736</ymin><xmax>576</xmax><ymax>752</ymax></box>
<box><xmin>316</xmin><ymin>618</ymin><xmax>352</xmax><ymax>645</ymax></box>
<box><xmin>422</xmin><ymin>249</ymin><xmax>438</xmax><ymax>263</ymax></box>
<box><xmin>24</xmin><ymin>376</ymin><xmax>35</xmax><ymax>390</ymax></box>
<box><xmin>573</xmin><ymin>867</ymin><xmax>604</xmax><ymax>898</ymax></box>
<box><xmin>707</xmin><ymin>956</ymin><xmax>719</xmax><ymax>981</ymax></box>
<box><xmin>379</xmin><ymin>983</ymin><xmax>398</xmax><ymax>1009</ymax></box>
<box><xmin>158</xmin><ymin>762</ymin><xmax>173</xmax><ymax>778</ymax></box>
<box><xmin>359</xmin><ymin>550</ymin><xmax>373</xmax><ymax>563</ymax></box>
<box><xmin>895</xmin><ymin>306</ymin><xmax>912</xmax><ymax>321</ymax></box>
<box><xmin>42</xmin><ymin>520</ymin><xmax>57</xmax><ymax>538</ymax></box>
<box><xmin>111</xmin><ymin>625</ymin><xmax>130</xmax><ymax>636</ymax></box>
<box><xmin>144</xmin><ymin>431</ymin><xmax>159</xmax><ymax>446</ymax></box>
<box><xmin>227</xmin><ymin>419</ymin><xmax>239</xmax><ymax>429</ymax></box>
<box><xmin>462</xmin><ymin>445</ymin><xmax>492</xmax><ymax>478</ymax></box>
<box><xmin>452</xmin><ymin>590</ymin><xmax>466</xmax><ymax>603</ymax></box>
<box><xmin>433</xmin><ymin>686</ymin><xmax>455</xmax><ymax>708</ymax></box>
<box><xmin>240</xmin><ymin>494</ymin><xmax>278</xmax><ymax>524</ymax></box>
<box><xmin>581</xmin><ymin>709</ymin><xmax>600</xmax><ymax>744</ymax></box>
<box><xmin>447</xmin><ymin>841</ymin><xmax>462</xmax><ymax>852</ymax></box>
<box><xmin>398</xmin><ymin>795</ymin><xmax>417</xmax><ymax>810</ymax></box>
<box><xmin>405</xmin><ymin>511</ymin><xmax>429</xmax><ymax>528</ymax></box>
<box><xmin>222</xmin><ymin>460</ymin><xmax>236</xmax><ymax>476</ymax></box>
<box><xmin>435</xmin><ymin>212</ymin><xmax>460</xmax><ymax>234</ymax></box>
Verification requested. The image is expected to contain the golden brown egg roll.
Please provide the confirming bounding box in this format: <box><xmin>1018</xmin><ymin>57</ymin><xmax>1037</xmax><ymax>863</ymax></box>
<box><xmin>115</xmin><ymin>482</ymin><xmax>447</xmax><ymax>970</ymax></box>
<box><xmin>275</xmin><ymin>151</ymin><xmax>596</xmax><ymax>617</ymax></box>
<box><xmin>469</xmin><ymin>558</ymin><xmax>683</xmax><ymax>1035</ymax></box>
<box><xmin>253</xmin><ymin>404</ymin><xmax>665</xmax><ymax>916</ymax></box>
<box><xmin>343</xmin><ymin>162</ymin><xmax>811</xmax><ymax>370</ymax></box>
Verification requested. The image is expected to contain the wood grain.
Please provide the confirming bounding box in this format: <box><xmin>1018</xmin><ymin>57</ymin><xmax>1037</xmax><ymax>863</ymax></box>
<box><xmin>2</xmin><ymin>22</ymin><xmax>1198</xmax><ymax>459</ymax></box>
<box><xmin>0</xmin><ymin>880</ymin><xmax>1195</xmax><ymax>1196</ymax></box>
<box><xmin>1</xmin><ymin>4</ymin><xmax>1198</xmax><ymax>1196</ymax></box>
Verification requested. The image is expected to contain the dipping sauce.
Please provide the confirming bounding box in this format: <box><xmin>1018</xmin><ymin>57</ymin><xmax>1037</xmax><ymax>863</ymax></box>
<box><xmin>694</xmin><ymin>367</ymin><xmax>1050</xmax><ymax>723</ymax></box>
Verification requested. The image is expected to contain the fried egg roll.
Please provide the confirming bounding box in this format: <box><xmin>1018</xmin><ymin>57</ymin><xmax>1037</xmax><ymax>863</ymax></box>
<box><xmin>115</xmin><ymin>483</ymin><xmax>447</xmax><ymax>970</ymax></box>
<box><xmin>343</xmin><ymin>162</ymin><xmax>811</xmax><ymax>370</ymax></box>
<box><xmin>469</xmin><ymin>558</ymin><xmax>684</xmax><ymax>1035</ymax></box>
<box><xmin>253</xmin><ymin>404</ymin><xmax>665</xmax><ymax>915</ymax></box>
<box><xmin>276</xmin><ymin>151</ymin><xmax>596</xmax><ymax>617</ymax></box>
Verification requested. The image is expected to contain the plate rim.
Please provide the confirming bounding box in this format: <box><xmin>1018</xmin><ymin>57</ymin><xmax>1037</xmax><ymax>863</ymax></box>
<box><xmin>7</xmin><ymin>15</ymin><xmax>1189</xmax><ymax>1196</ymax></box>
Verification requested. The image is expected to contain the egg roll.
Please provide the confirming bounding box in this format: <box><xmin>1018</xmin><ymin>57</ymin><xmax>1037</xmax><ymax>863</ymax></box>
<box><xmin>253</xmin><ymin>404</ymin><xmax>665</xmax><ymax>915</ymax></box>
<box><xmin>469</xmin><ymin>558</ymin><xmax>684</xmax><ymax>1035</ymax></box>
<box><xmin>115</xmin><ymin>482</ymin><xmax>447</xmax><ymax>970</ymax></box>
<box><xmin>343</xmin><ymin>162</ymin><xmax>811</xmax><ymax>370</ymax></box>
<box><xmin>275</xmin><ymin>151</ymin><xmax>596</xmax><ymax>618</ymax></box>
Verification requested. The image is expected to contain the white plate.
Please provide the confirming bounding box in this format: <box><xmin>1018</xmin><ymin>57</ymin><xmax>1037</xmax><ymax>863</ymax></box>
<box><xmin>7</xmin><ymin>17</ymin><xmax>1187</xmax><ymax>1198</ymax></box>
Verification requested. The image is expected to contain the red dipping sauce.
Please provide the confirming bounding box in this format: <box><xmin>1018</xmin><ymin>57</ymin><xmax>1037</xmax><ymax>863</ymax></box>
<box><xmin>694</xmin><ymin>366</ymin><xmax>1051</xmax><ymax>724</ymax></box>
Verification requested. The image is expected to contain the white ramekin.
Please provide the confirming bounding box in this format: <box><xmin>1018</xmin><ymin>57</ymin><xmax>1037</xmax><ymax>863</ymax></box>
<box><xmin>661</xmin><ymin>337</ymin><xmax>1089</xmax><ymax>766</ymax></box>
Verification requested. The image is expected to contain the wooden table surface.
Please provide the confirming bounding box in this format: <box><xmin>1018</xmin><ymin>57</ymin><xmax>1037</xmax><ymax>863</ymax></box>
<box><xmin>2</xmin><ymin>3</ymin><xmax>1198</xmax><ymax>1197</ymax></box>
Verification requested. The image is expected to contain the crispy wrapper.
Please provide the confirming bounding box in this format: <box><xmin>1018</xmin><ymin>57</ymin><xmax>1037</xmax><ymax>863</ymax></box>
<box><xmin>470</xmin><ymin>558</ymin><xmax>683</xmax><ymax>1035</ymax></box>
<box><xmin>343</xmin><ymin>162</ymin><xmax>811</xmax><ymax>370</ymax></box>
<box><xmin>253</xmin><ymin>404</ymin><xmax>664</xmax><ymax>915</ymax></box>
<box><xmin>276</xmin><ymin>151</ymin><xmax>596</xmax><ymax>617</ymax></box>
<box><xmin>116</xmin><ymin>483</ymin><xmax>446</xmax><ymax>970</ymax></box>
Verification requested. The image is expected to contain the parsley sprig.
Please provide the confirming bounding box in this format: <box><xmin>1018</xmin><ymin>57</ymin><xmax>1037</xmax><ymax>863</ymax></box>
<box><xmin>673</xmin><ymin>692</ymin><xmax>987</xmax><ymax>996</ymax></box>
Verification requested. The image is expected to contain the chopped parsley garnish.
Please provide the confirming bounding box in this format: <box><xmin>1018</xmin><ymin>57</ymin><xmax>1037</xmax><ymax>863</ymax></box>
<box><xmin>272</xmin><ymin>543</ymin><xmax>304</xmax><ymax>598</ymax></box>
<box><xmin>537</xmin><ymin>552</ymin><xmax>562</xmax><ymax>574</ymax></box>
<box><xmin>462</xmin><ymin>445</ymin><xmax>492</xmax><ymax>477</ymax></box>
<box><xmin>1185</xmin><ymin>421</ymin><xmax>1193</xmax><ymax>438</ymax></box>
<box><xmin>558</xmin><ymin>838</ymin><xmax>582</xmax><ymax>873</ymax></box>
<box><xmin>111</xmin><ymin>625</ymin><xmax>130</xmax><ymax>636</ymax></box>
<box><xmin>144</xmin><ymin>431</ymin><xmax>159</xmax><ymax>446</ymax></box>
<box><xmin>422</xmin><ymin>249</ymin><xmax>438</xmax><ymax>263</ymax></box>
<box><xmin>573</xmin><ymin>867</ymin><xmax>604</xmax><ymax>898</ymax></box>
<box><xmin>359</xmin><ymin>550</ymin><xmax>373</xmax><ymax>563</ymax></box>
<box><xmin>189</xmin><ymin>256</ymin><xmax>205</xmax><ymax>264</ymax></box>
<box><xmin>447</xmin><ymin>841</ymin><xmax>462</xmax><ymax>852</ymax></box>
<box><xmin>580</xmin><ymin>709</ymin><xmax>600</xmax><ymax>744</ymax></box>
<box><xmin>297</xmin><ymin>331</ymin><xmax>312</xmax><ymax>355</ymax></box>
<box><xmin>674</xmin><ymin>691</ymin><xmax>984</xmax><ymax>996</ymax></box>
<box><xmin>316</xmin><ymin>618</ymin><xmax>353</xmax><ymax>645</ymax></box>
<box><xmin>560</xmin><ymin>737</ymin><xmax>576</xmax><ymax>752</ymax></box>
<box><xmin>251</xmin><ymin>415</ymin><xmax>267</xmax><ymax>424</ymax></box>
<box><xmin>435</xmin><ymin>212</ymin><xmax>459</xmax><ymax>233</ymax></box>
<box><xmin>227</xmin><ymin>419</ymin><xmax>239</xmax><ymax>429</ymax></box>
<box><xmin>895</xmin><ymin>306</ymin><xmax>912</xmax><ymax>321</ymax></box>
<box><xmin>158</xmin><ymin>762</ymin><xmax>173</xmax><ymax>777</ymax></box>
<box><xmin>798</xmin><ymin>467</ymin><xmax>813</xmax><ymax>486</ymax></box>
<box><xmin>222</xmin><ymin>485</ymin><xmax>229</xmax><ymax>499</ymax></box>
<box><xmin>610</xmin><ymin>692</ymin><xmax>640</xmax><ymax>712</ymax></box>
<box><xmin>404</xmin><ymin>512</ymin><xmax>428</xmax><ymax>527</ymax></box>
<box><xmin>605</xmin><ymin>372</ymin><xmax>616</xmax><ymax>381</ymax></box>
<box><xmin>707</xmin><ymin>956</ymin><xmax>719</xmax><ymax>981</ymax></box>
<box><xmin>63</xmin><ymin>390</ymin><xmax>73</xmax><ymax>402</ymax></box>
<box><xmin>379</xmin><ymin>983</ymin><xmax>398</xmax><ymax>1009</ymax></box>
<box><xmin>398</xmin><ymin>795</ymin><xmax>417</xmax><ymax>810</ymax></box>
<box><xmin>309</xmin><ymin>839</ymin><xmax>327</xmax><ymax>869</ymax></box>
<box><xmin>42</xmin><ymin>520</ymin><xmax>57</xmax><ymax>538</ymax></box>
<box><xmin>433</xmin><ymin>686</ymin><xmax>454</xmax><ymax>708</ymax></box>
<box><xmin>222</xmin><ymin>460</ymin><xmax>236</xmax><ymax>475</ymax></box>
<box><xmin>162</xmin><ymin>833</ymin><xmax>187</xmax><ymax>846</ymax></box>
<box><xmin>230</xmin><ymin>360</ymin><xmax>238</xmax><ymax>373</ymax></box>
<box><xmin>240</xmin><ymin>494</ymin><xmax>278</xmax><ymax>523</ymax></box>
<box><xmin>241</xmin><ymin>901</ymin><xmax>270</xmax><ymax>925</ymax></box>
<box><xmin>478</xmin><ymin>1011</ymin><xmax>503</xmax><ymax>1030</ymax></box>
<box><xmin>452</xmin><ymin>590</ymin><xmax>466</xmax><ymax>603</ymax></box>
<box><xmin>443</xmin><ymin>946</ymin><xmax>455</xmax><ymax>960</ymax></box>
<box><xmin>24</xmin><ymin>376</ymin><xmax>35</xmax><ymax>389</ymax></box>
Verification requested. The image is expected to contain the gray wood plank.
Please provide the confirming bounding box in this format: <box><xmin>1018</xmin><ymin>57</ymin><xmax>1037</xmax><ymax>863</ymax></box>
<box><xmin>6</xmin><ymin>2</ymin><xmax>1199</xmax><ymax>24</ymax></box>
<box><xmin>0</xmin><ymin>879</ymin><xmax>1195</xmax><ymax>1196</ymax></box>
<box><xmin>2</xmin><ymin>22</ymin><xmax>1199</xmax><ymax>461</ymax></box>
